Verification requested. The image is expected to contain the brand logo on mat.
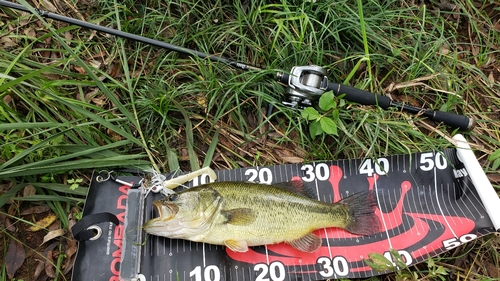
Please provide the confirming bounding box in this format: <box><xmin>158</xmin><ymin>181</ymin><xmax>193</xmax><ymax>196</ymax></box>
<box><xmin>109</xmin><ymin>183</ymin><xmax>131</xmax><ymax>281</ymax></box>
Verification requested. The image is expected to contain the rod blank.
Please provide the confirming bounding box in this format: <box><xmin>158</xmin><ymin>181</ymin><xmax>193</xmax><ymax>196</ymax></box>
<box><xmin>0</xmin><ymin>0</ymin><xmax>261</xmax><ymax>71</ymax></box>
<box><xmin>0</xmin><ymin>0</ymin><xmax>475</xmax><ymax>130</ymax></box>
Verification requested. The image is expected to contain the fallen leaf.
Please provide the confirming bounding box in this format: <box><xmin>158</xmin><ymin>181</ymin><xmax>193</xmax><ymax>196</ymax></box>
<box><xmin>74</xmin><ymin>65</ymin><xmax>86</xmax><ymax>74</ymax></box>
<box><xmin>281</xmin><ymin>156</ymin><xmax>304</xmax><ymax>163</ymax></box>
<box><xmin>438</xmin><ymin>0</ymin><xmax>457</xmax><ymax>10</ymax></box>
<box><xmin>20</xmin><ymin>205</ymin><xmax>50</xmax><ymax>215</ymax></box>
<box><xmin>64</xmin><ymin>31</ymin><xmax>73</xmax><ymax>42</ymax></box>
<box><xmin>65</xmin><ymin>236</ymin><xmax>78</xmax><ymax>259</ymax></box>
<box><xmin>63</xmin><ymin>254</ymin><xmax>76</xmax><ymax>274</ymax></box>
<box><xmin>92</xmin><ymin>51</ymin><xmax>106</xmax><ymax>59</ymax></box>
<box><xmin>41</xmin><ymin>50</ymin><xmax>51</xmax><ymax>60</ymax></box>
<box><xmin>90</xmin><ymin>93</ymin><xmax>106</xmax><ymax>106</ymax></box>
<box><xmin>22</xmin><ymin>184</ymin><xmax>36</xmax><ymax>197</ymax></box>
<box><xmin>63</xmin><ymin>235</ymin><xmax>78</xmax><ymax>274</ymax></box>
<box><xmin>0</xmin><ymin>36</ymin><xmax>17</xmax><ymax>48</ymax></box>
<box><xmin>107</xmin><ymin>62</ymin><xmax>121</xmax><ymax>78</ymax></box>
<box><xmin>7</xmin><ymin>203</ymin><xmax>17</xmax><ymax>215</ymax></box>
<box><xmin>49</xmin><ymin>221</ymin><xmax>61</xmax><ymax>231</ymax></box>
<box><xmin>488</xmin><ymin>72</ymin><xmax>495</xmax><ymax>84</ymax></box>
<box><xmin>33</xmin><ymin>259</ymin><xmax>45</xmax><ymax>280</ymax></box>
<box><xmin>42</xmin><ymin>229</ymin><xmax>66</xmax><ymax>244</ymax></box>
<box><xmin>5</xmin><ymin>217</ymin><xmax>17</xmax><ymax>232</ymax></box>
<box><xmin>89</xmin><ymin>59</ymin><xmax>102</xmax><ymax>69</ymax></box>
<box><xmin>485</xmin><ymin>261</ymin><xmax>499</xmax><ymax>278</ymax></box>
<box><xmin>23</xmin><ymin>27</ymin><xmax>36</xmax><ymax>38</ymax></box>
<box><xmin>45</xmin><ymin>249</ymin><xmax>56</xmax><ymax>278</ymax></box>
<box><xmin>6</xmin><ymin>239</ymin><xmax>26</xmax><ymax>279</ymax></box>
<box><xmin>68</xmin><ymin>209</ymin><xmax>78</xmax><ymax>233</ymax></box>
<box><xmin>197</xmin><ymin>95</ymin><xmax>207</xmax><ymax>107</ymax></box>
<box><xmin>41</xmin><ymin>0</ymin><xmax>57</xmax><ymax>12</ymax></box>
<box><xmin>106</xmin><ymin>128</ymin><xmax>123</xmax><ymax>141</ymax></box>
<box><xmin>29</xmin><ymin>213</ymin><xmax>57</xmax><ymax>231</ymax></box>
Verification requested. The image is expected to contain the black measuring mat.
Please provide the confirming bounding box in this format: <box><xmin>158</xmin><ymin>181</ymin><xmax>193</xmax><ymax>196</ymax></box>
<box><xmin>73</xmin><ymin>148</ymin><xmax>498</xmax><ymax>281</ymax></box>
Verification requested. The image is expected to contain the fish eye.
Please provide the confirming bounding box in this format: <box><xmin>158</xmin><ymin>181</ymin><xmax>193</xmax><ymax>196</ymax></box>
<box><xmin>167</xmin><ymin>194</ymin><xmax>179</xmax><ymax>202</ymax></box>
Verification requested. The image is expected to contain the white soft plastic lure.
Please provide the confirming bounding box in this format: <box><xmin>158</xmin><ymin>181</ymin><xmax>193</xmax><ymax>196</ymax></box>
<box><xmin>145</xmin><ymin>166</ymin><xmax>218</xmax><ymax>196</ymax></box>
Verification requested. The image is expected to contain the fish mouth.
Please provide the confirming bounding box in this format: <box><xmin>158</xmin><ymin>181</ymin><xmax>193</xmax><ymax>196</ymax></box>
<box><xmin>143</xmin><ymin>201</ymin><xmax>177</xmax><ymax>232</ymax></box>
<box><xmin>151</xmin><ymin>200</ymin><xmax>177</xmax><ymax>221</ymax></box>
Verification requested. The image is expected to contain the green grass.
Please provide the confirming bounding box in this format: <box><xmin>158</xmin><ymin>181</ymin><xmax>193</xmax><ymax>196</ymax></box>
<box><xmin>1</xmin><ymin>0</ymin><xmax>499</xmax><ymax>280</ymax></box>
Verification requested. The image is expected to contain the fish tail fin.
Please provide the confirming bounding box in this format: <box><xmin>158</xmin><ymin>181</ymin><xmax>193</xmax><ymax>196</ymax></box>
<box><xmin>339</xmin><ymin>191</ymin><xmax>381</xmax><ymax>235</ymax></box>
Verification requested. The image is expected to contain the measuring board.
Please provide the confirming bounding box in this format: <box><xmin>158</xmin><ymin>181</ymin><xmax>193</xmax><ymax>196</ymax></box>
<box><xmin>71</xmin><ymin>135</ymin><xmax>500</xmax><ymax>281</ymax></box>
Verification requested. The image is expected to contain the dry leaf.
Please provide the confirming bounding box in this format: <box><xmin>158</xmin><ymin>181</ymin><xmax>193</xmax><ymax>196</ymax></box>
<box><xmin>23</xmin><ymin>27</ymin><xmax>36</xmax><ymax>38</ymax></box>
<box><xmin>0</xmin><ymin>36</ymin><xmax>17</xmax><ymax>47</ymax></box>
<box><xmin>107</xmin><ymin>62</ymin><xmax>121</xmax><ymax>78</ymax></box>
<box><xmin>42</xmin><ymin>229</ymin><xmax>66</xmax><ymax>244</ymax></box>
<box><xmin>41</xmin><ymin>50</ymin><xmax>51</xmax><ymax>60</ymax></box>
<box><xmin>485</xmin><ymin>261</ymin><xmax>499</xmax><ymax>278</ymax></box>
<box><xmin>64</xmin><ymin>31</ymin><xmax>73</xmax><ymax>41</ymax></box>
<box><xmin>438</xmin><ymin>0</ymin><xmax>457</xmax><ymax>10</ymax></box>
<box><xmin>5</xmin><ymin>217</ymin><xmax>17</xmax><ymax>232</ymax></box>
<box><xmin>41</xmin><ymin>0</ymin><xmax>57</xmax><ymax>12</ymax></box>
<box><xmin>66</xmin><ymin>235</ymin><xmax>78</xmax><ymax>259</ymax></box>
<box><xmin>92</xmin><ymin>51</ymin><xmax>106</xmax><ymax>59</ymax></box>
<box><xmin>20</xmin><ymin>205</ymin><xmax>50</xmax><ymax>215</ymax></box>
<box><xmin>281</xmin><ymin>156</ymin><xmax>304</xmax><ymax>164</ymax></box>
<box><xmin>8</xmin><ymin>203</ymin><xmax>17</xmax><ymax>215</ymax></box>
<box><xmin>68</xmin><ymin>210</ymin><xmax>78</xmax><ymax>234</ymax></box>
<box><xmin>89</xmin><ymin>59</ymin><xmax>102</xmax><ymax>69</ymax></box>
<box><xmin>45</xmin><ymin>249</ymin><xmax>56</xmax><ymax>278</ymax></box>
<box><xmin>33</xmin><ymin>259</ymin><xmax>45</xmax><ymax>280</ymax></box>
<box><xmin>74</xmin><ymin>65</ymin><xmax>86</xmax><ymax>74</ymax></box>
<box><xmin>63</xmin><ymin>236</ymin><xmax>78</xmax><ymax>274</ymax></box>
<box><xmin>90</xmin><ymin>93</ymin><xmax>106</xmax><ymax>106</ymax></box>
<box><xmin>23</xmin><ymin>184</ymin><xmax>36</xmax><ymax>197</ymax></box>
<box><xmin>29</xmin><ymin>213</ymin><xmax>57</xmax><ymax>231</ymax></box>
<box><xmin>197</xmin><ymin>95</ymin><xmax>207</xmax><ymax>107</ymax></box>
<box><xmin>488</xmin><ymin>72</ymin><xmax>495</xmax><ymax>84</ymax></box>
<box><xmin>6</xmin><ymin>239</ymin><xmax>26</xmax><ymax>279</ymax></box>
<box><xmin>106</xmin><ymin>128</ymin><xmax>123</xmax><ymax>141</ymax></box>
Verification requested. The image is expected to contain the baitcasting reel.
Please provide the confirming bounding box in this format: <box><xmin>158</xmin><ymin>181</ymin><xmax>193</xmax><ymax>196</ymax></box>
<box><xmin>278</xmin><ymin>66</ymin><xmax>329</xmax><ymax>109</ymax></box>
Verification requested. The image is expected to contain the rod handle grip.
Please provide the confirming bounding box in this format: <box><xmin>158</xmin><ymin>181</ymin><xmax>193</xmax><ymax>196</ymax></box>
<box><xmin>429</xmin><ymin>111</ymin><xmax>475</xmax><ymax>131</ymax></box>
<box><xmin>328</xmin><ymin>82</ymin><xmax>392</xmax><ymax>108</ymax></box>
<box><xmin>328</xmin><ymin>82</ymin><xmax>475</xmax><ymax>131</ymax></box>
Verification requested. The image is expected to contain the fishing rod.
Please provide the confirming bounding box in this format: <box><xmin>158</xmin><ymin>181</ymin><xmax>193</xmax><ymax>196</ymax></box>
<box><xmin>0</xmin><ymin>0</ymin><xmax>475</xmax><ymax>131</ymax></box>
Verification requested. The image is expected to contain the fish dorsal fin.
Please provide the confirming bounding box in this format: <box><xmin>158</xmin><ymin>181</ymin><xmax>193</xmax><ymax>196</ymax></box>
<box><xmin>288</xmin><ymin>233</ymin><xmax>322</xmax><ymax>252</ymax></box>
<box><xmin>221</xmin><ymin>208</ymin><xmax>255</xmax><ymax>226</ymax></box>
<box><xmin>224</xmin><ymin>239</ymin><xmax>249</xmax><ymax>252</ymax></box>
<box><xmin>273</xmin><ymin>180</ymin><xmax>315</xmax><ymax>198</ymax></box>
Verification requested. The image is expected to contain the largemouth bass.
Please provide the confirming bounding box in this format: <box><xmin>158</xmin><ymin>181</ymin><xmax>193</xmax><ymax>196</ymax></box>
<box><xmin>143</xmin><ymin>181</ymin><xmax>381</xmax><ymax>252</ymax></box>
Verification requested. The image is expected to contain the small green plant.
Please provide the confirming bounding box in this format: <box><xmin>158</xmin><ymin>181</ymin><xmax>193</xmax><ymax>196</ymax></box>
<box><xmin>67</xmin><ymin>178</ymin><xmax>83</xmax><ymax>190</ymax></box>
<box><xmin>364</xmin><ymin>249</ymin><xmax>406</xmax><ymax>273</ymax></box>
<box><xmin>488</xmin><ymin>148</ymin><xmax>500</xmax><ymax>171</ymax></box>
<box><xmin>301</xmin><ymin>91</ymin><xmax>341</xmax><ymax>139</ymax></box>
<box><xmin>364</xmin><ymin>249</ymin><xmax>420</xmax><ymax>280</ymax></box>
<box><xmin>425</xmin><ymin>257</ymin><xmax>448</xmax><ymax>280</ymax></box>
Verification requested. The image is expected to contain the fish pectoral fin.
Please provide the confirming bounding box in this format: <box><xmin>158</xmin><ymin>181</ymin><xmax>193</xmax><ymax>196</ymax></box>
<box><xmin>288</xmin><ymin>233</ymin><xmax>322</xmax><ymax>253</ymax></box>
<box><xmin>221</xmin><ymin>208</ymin><xmax>255</xmax><ymax>226</ymax></box>
<box><xmin>224</xmin><ymin>239</ymin><xmax>249</xmax><ymax>252</ymax></box>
